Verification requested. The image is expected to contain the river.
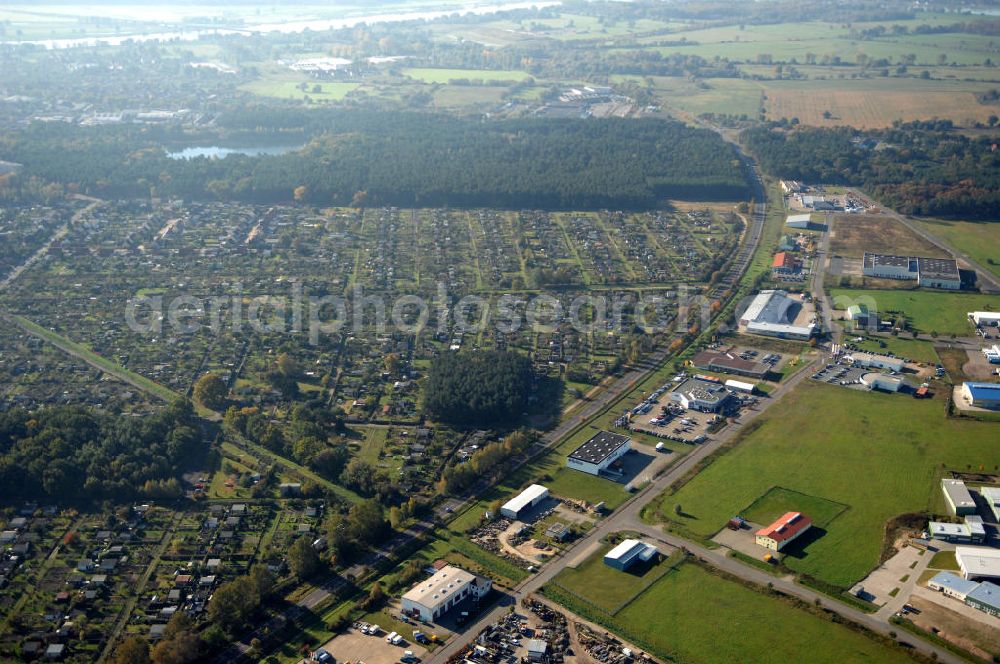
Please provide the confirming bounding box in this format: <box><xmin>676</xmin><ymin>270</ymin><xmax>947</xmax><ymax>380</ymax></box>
<box><xmin>4</xmin><ymin>1</ymin><xmax>562</xmax><ymax>50</ymax></box>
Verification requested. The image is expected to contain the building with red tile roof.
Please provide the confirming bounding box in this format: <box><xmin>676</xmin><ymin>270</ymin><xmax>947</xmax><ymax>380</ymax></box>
<box><xmin>755</xmin><ymin>512</ymin><xmax>812</xmax><ymax>551</ymax></box>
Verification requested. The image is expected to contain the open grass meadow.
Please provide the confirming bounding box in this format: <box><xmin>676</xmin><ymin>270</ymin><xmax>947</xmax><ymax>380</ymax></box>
<box><xmin>742</xmin><ymin>487</ymin><xmax>848</xmax><ymax>529</ymax></box>
<box><xmin>549</xmin><ymin>543</ymin><xmax>676</xmax><ymax>613</ymax></box>
<box><xmin>913</xmin><ymin>218</ymin><xmax>1000</xmax><ymax>282</ymax></box>
<box><xmin>849</xmin><ymin>336</ymin><xmax>940</xmax><ymax>365</ymax></box>
<box><xmin>830</xmin><ymin>288</ymin><xmax>1000</xmax><ymax>336</ymax></box>
<box><xmin>645</xmin><ymin>381</ymin><xmax>1000</xmax><ymax>588</ymax></box>
<box><xmin>547</xmin><ymin>560</ymin><xmax>916</xmax><ymax>664</ymax></box>
<box><xmin>240</xmin><ymin>79</ymin><xmax>360</xmax><ymax>102</ymax></box>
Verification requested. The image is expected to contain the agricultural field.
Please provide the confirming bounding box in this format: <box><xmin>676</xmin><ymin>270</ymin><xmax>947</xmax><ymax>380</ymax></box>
<box><xmin>913</xmin><ymin>218</ymin><xmax>1000</xmax><ymax>281</ymax></box>
<box><xmin>830</xmin><ymin>288</ymin><xmax>1000</xmax><ymax>336</ymax></box>
<box><xmin>547</xmin><ymin>559</ymin><xmax>916</xmax><ymax>664</ymax></box>
<box><xmin>635</xmin><ymin>18</ymin><xmax>999</xmax><ymax>66</ymax></box>
<box><xmin>831</xmin><ymin>213</ymin><xmax>950</xmax><ymax>259</ymax></box>
<box><xmin>763</xmin><ymin>77</ymin><xmax>1000</xmax><ymax>128</ymax></box>
<box><xmin>645</xmin><ymin>381</ymin><xmax>1000</xmax><ymax>588</ymax></box>
<box><xmin>402</xmin><ymin>67</ymin><xmax>533</xmax><ymax>84</ymax></box>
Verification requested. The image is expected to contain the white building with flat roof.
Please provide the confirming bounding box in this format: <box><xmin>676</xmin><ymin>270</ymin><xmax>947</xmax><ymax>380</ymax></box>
<box><xmin>500</xmin><ymin>484</ymin><xmax>549</xmax><ymax>520</ymax></box>
<box><xmin>942</xmin><ymin>479</ymin><xmax>976</xmax><ymax>516</ymax></box>
<box><xmin>970</xmin><ymin>311</ymin><xmax>1000</xmax><ymax>326</ymax></box>
<box><xmin>401</xmin><ymin>565</ymin><xmax>491</xmax><ymax>622</ymax></box>
<box><xmin>957</xmin><ymin>546</ymin><xmax>1000</xmax><ymax>581</ymax></box>
<box><xmin>848</xmin><ymin>352</ymin><xmax>905</xmax><ymax>372</ymax></box>
<box><xmin>981</xmin><ymin>487</ymin><xmax>1000</xmax><ymax>521</ymax></box>
<box><xmin>740</xmin><ymin>290</ymin><xmax>815</xmax><ymax>340</ymax></box>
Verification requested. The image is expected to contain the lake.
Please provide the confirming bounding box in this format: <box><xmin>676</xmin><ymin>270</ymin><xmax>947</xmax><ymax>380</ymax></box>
<box><xmin>165</xmin><ymin>145</ymin><xmax>303</xmax><ymax>160</ymax></box>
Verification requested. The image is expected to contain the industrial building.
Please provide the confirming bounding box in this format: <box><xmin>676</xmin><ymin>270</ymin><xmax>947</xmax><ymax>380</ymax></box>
<box><xmin>740</xmin><ymin>290</ymin><xmax>816</xmax><ymax>340</ymax></box>
<box><xmin>862</xmin><ymin>253</ymin><xmax>961</xmax><ymax>289</ymax></box>
<box><xmin>603</xmin><ymin>539</ymin><xmax>658</xmax><ymax>571</ymax></box>
<box><xmin>785</xmin><ymin>213</ymin><xmax>813</xmax><ymax>229</ymax></box>
<box><xmin>848</xmin><ymin>352</ymin><xmax>905</xmax><ymax>372</ymax></box>
<box><xmin>401</xmin><ymin>565</ymin><xmax>492</xmax><ymax>622</ymax></box>
<box><xmin>690</xmin><ymin>350</ymin><xmax>771</xmax><ymax>379</ymax></box>
<box><xmin>566</xmin><ymin>431</ymin><xmax>631</xmax><ymax>476</ymax></box>
<box><xmin>771</xmin><ymin>252</ymin><xmax>802</xmax><ymax>276</ymax></box>
<box><xmin>960</xmin><ymin>382</ymin><xmax>1000</xmax><ymax>410</ymax></box>
<box><xmin>845</xmin><ymin>304</ymin><xmax>874</xmax><ymax>328</ymax></box>
<box><xmin>500</xmin><ymin>484</ymin><xmax>549</xmax><ymax>520</ymax></box>
<box><xmin>966</xmin><ymin>582</ymin><xmax>1000</xmax><ymax>617</ymax></box>
<box><xmin>928</xmin><ymin>571</ymin><xmax>981</xmax><ymax>601</ymax></box>
<box><xmin>928</xmin><ymin>515</ymin><xmax>986</xmax><ymax>544</ymax></box>
<box><xmin>755</xmin><ymin>512</ymin><xmax>812</xmax><ymax>552</ymax></box>
<box><xmin>942</xmin><ymin>479</ymin><xmax>977</xmax><ymax>516</ymax></box>
<box><xmin>670</xmin><ymin>377</ymin><xmax>734</xmax><ymax>413</ymax></box>
<box><xmin>860</xmin><ymin>373</ymin><xmax>904</xmax><ymax>393</ymax></box>
<box><xmin>970</xmin><ymin>311</ymin><xmax>1000</xmax><ymax>327</ymax></box>
<box><xmin>725</xmin><ymin>379</ymin><xmax>756</xmax><ymax>394</ymax></box>
<box><xmin>981</xmin><ymin>486</ymin><xmax>1000</xmax><ymax>521</ymax></box>
<box><xmin>927</xmin><ymin>572</ymin><xmax>1000</xmax><ymax>617</ymax></box>
<box><xmin>957</xmin><ymin>546</ymin><xmax>1000</xmax><ymax>581</ymax></box>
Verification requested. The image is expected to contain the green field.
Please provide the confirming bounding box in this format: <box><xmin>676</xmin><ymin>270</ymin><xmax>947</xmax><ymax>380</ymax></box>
<box><xmin>549</xmin><ymin>543</ymin><xmax>674</xmax><ymax>613</ymax></box>
<box><xmin>403</xmin><ymin>68</ymin><xmax>532</xmax><ymax>84</ymax></box>
<box><xmin>831</xmin><ymin>289</ymin><xmax>1000</xmax><ymax>336</ymax></box>
<box><xmin>914</xmin><ymin>219</ymin><xmax>1000</xmax><ymax>282</ymax></box>
<box><xmin>848</xmin><ymin>336</ymin><xmax>940</xmax><ymax>365</ymax></box>
<box><xmin>742</xmin><ymin>487</ymin><xmax>848</xmax><ymax>529</ymax></box>
<box><xmin>646</xmin><ymin>381</ymin><xmax>1000</xmax><ymax>587</ymax></box>
<box><xmin>240</xmin><ymin>79</ymin><xmax>360</xmax><ymax>101</ymax></box>
<box><xmin>548</xmin><ymin>561</ymin><xmax>914</xmax><ymax>664</ymax></box>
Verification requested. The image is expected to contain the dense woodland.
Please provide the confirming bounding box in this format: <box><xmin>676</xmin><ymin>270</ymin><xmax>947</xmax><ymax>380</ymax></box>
<box><xmin>423</xmin><ymin>350</ymin><xmax>536</xmax><ymax>426</ymax></box>
<box><xmin>745</xmin><ymin>124</ymin><xmax>1000</xmax><ymax>219</ymax></box>
<box><xmin>0</xmin><ymin>399</ymin><xmax>199</xmax><ymax>502</ymax></box>
<box><xmin>0</xmin><ymin>111</ymin><xmax>749</xmax><ymax>209</ymax></box>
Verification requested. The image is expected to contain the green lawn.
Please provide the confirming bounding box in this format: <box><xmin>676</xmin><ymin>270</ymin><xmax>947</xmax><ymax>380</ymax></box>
<box><xmin>742</xmin><ymin>487</ymin><xmax>848</xmax><ymax>529</ymax></box>
<box><xmin>549</xmin><ymin>561</ymin><xmax>915</xmax><ymax>664</ymax></box>
<box><xmin>928</xmin><ymin>551</ymin><xmax>959</xmax><ymax>571</ymax></box>
<box><xmin>848</xmin><ymin>336</ymin><xmax>940</xmax><ymax>365</ymax></box>
<box><xmin>402</xmin><ymin>67</ymin><xmax>532</xmax><ymax>84</ymax></box>
<box><xmin>913</xmin><ymin>218</ymin><xmax>1000</xmax><ymax>282</ymax></box>
<box><xmin>646</xmin><ymin>381</ymin><xmax>1000</xmax><ymax>588</ymax></box>
<box><xmin>830</xmin><ymin>288</ymin><xmax>1000</xmax><ymax>336</ymax></box>
<box><xmin>550</xmin><ymin>543</ymin><xmax>672</xmax><ymax>613</ymax></box>
<box><xmin>241</xmin><ymin>79</ymin><xmax>360</xmax><ymax>101</ymax></box>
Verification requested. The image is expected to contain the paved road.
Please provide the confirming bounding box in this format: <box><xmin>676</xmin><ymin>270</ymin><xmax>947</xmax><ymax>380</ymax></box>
<box><xmin>431</xmin><ymin>352</ymin><xmax>963</xmax><ymax>664</ymax></box>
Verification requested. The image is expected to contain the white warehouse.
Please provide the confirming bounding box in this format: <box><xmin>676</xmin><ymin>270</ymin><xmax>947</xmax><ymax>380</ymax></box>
<box><xmin>500</xmin><ymin>484</ymin><xmax>549</xmax><ymax>520</ymax></box>
<box><xmin>401</xmin><ymin>565</ymin><xmax>492</xmax><ymax>622</ymax></box>
<box><xmin>567</xmin><ymin>431</ymin><xmax>631</xmax><ymax>476</ymax></box>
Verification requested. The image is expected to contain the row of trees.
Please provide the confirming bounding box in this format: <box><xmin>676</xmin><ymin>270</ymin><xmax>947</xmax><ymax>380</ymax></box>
<box><xmin>437</xmin><ymin>430</ymin><xmax>534</xmax><ymax>495</ymax></box>
<box><xmin>1</xmin><ymin>111</ymin><xmax>749</xmax><ymax>210</ymax></box>
<box><xmin>0</xmin><ymin>399</ymin><xmax>199</xmax><ymax>501</ymax></box>
<box><xmin>745</xmin><ymin>124</ymin><xmax>1000</xmax><ymax>219</ymax></box>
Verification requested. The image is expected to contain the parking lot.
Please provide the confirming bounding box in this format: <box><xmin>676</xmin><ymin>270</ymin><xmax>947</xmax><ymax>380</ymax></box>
<box><xmin>809</xmin><ymin>363</ymin><xmax>869</xmax><ymax>389</ymax></box>
<box><xmin>312</xmin><ymin>625</ymin><xmax>430</xmax><ymax>664</ymax></box>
